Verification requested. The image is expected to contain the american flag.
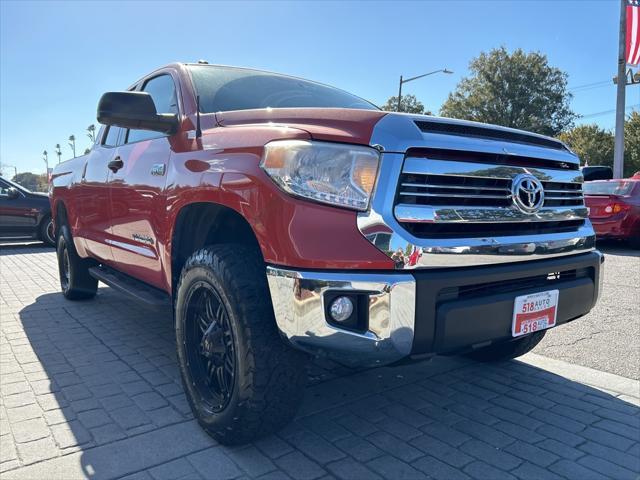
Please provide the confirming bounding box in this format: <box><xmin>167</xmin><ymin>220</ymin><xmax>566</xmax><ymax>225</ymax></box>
<box><xmin>628</xmin><ymin>0</ymin><xmax>640</xmax><ymax>65</ymax></box>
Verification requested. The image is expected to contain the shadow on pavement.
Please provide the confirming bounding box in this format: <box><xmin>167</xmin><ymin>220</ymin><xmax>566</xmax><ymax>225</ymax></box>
<box><xmin>596</xmin><ymin>240</ymin><xmax>640</xmax><ymax>258</ymax></box>
<box><xmin>12</xmin><ymin>290</ymin><xmax>640</xmax><ymax>479</ymax></box>
<box><xmin>0</xmin><ymin>243</ymin><xmax>54</xmax><ymax>254</ymax></box>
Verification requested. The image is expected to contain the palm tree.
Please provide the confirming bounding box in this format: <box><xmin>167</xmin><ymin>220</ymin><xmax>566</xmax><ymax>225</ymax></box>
<box><xmin>87</xmin><ymin>124</ymin><xmax>96</xmax><ymax>143</ymax></box>
<box><xmin>55</xmin><ymin>144</ymin><xmax>62</xmax><ymax>163</ymax></box>
<box><xmin>68</xmin><ymin>135</ymin><xmax>76</xmax><ymax>158</ymax></box>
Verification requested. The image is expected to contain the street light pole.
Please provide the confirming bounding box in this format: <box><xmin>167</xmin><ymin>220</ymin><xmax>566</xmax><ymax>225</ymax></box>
<box><xmin>396</xmin><ymin>68</ymin><xmax>453</xmax><ymax>112</ymax></box>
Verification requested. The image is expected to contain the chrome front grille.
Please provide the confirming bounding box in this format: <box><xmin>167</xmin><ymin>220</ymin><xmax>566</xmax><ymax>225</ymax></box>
<box><xmin>358</xmin><ymin>113</ymin><xmax>596</xmax><ymax>268</ymax></box>
<box><xmin>399</xmin><ymin>174</ymin><xmax>511</xmax><ymax>207</ymax></box>
<box><xmin>542</xmin><ymin>181</ymin><xmax>583</xmax><ymax>207</ymax></box>
<box><xmin>398</xmin><ymin>174</ymin><xmax>584</xmax><ymax>209</ymax></box>
<box><xmin>394</xmin><ymin>155</ymin><xmax>588</xmax><ymax>239</ymax></box>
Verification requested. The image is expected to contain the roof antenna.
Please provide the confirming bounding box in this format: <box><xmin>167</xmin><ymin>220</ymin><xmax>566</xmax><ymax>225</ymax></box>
<box><xmin>195</xmin><ymin>95</ymin><xmax>202</xmax><ymax>139</ymax></box>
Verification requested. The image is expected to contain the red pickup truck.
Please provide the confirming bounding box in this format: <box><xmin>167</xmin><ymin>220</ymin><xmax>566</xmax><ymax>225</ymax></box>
<box><xmin>50</xmin><ymin>62</ymin><xmax>603</xmax><ymax>444</ymax></box>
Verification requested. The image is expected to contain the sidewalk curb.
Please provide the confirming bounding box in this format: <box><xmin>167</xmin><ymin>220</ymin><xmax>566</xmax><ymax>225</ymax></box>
<box><xmin>521</xmin><ymin>353</ymin><xmax>640</xmax><ymax>398</ymax></box>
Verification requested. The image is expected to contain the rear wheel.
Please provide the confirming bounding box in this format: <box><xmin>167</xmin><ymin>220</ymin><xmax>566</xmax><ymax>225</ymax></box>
<box><xmin>57</xmin><ymin>225</ymin><xmax>97</xmax><ymax>300</ymax></box>
<box><xmin>464</xmin><ymin>331</ymin><xmax>546</xmax><ymax>362</ymax></box>
<box><xmin>175</xmin><ymin>245</ymin><xmax>307</xmax><ymax>445</ymax></box>
<box><xmin>40</xmin><ymin>215</ymin><xmax>56</xmax><ymax>247</ymax></box>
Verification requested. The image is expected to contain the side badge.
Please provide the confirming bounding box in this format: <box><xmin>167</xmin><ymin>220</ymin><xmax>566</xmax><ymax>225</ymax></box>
<box><xmin>151</xmin><ymin>164</ymin><xmax>166</xmax><ymax>176</ymax></box>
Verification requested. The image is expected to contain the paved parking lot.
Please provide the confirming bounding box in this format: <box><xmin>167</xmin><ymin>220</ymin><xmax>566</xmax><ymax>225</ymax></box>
<box><xmin>1</xmin><ymin>245</ymin><xmax>639</xmax><ymax>480</ymax></box>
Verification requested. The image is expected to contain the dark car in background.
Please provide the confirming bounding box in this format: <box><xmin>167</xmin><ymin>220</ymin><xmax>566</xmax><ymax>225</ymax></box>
<box><xmin>0</xmin><ymin>176</ymin><xmax>55</xmax><ymax>246</ymax></box>
<box><xmin>581</xmin><ymin>166</ymin><xmax>613</xmax><ymax>182</ymax></box>
<box><xmin>584</xmin><ymin>178</ymin><xmax>640</xmax><ymax>248</ymax></box>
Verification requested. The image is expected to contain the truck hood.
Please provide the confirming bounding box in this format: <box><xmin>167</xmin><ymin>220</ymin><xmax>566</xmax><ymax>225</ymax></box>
<box><xmin>215</xmin><ymin>108</ymin><xmax>575</xmax><ymax>163</ymax></box>
<box><xmin>215</xmin><ymin>108</ymin><xmax>387</xmax><ymax>145</ymax></box>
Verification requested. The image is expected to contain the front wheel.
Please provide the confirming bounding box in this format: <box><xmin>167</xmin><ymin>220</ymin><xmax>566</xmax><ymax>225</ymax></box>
<box><xmin>175</xmin><ymin>245</ymin><xmax>307</xmax><ymax>445</ymax></box>
<box><xmin>40</xmin><ymin>215</ymin><xmax>56</xmax><ymax>247</ymax></box>
<box><xmin>463</xmin><ymin>331</ymin><xmax>547</xmax><ymax>362</ymax></box>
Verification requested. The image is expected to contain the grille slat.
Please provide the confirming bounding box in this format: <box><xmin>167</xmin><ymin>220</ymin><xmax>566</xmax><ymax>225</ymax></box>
<box><xmin>545</xmin><ymin>195</ymin><xmax>583</xmax><ymax>200</ymax></box>
<box><xmin>400</xmin><ymin>182</ymin><xmax>510</xmax><ymax>192</ymax></box>
<box><xmin>399</xmin><ymin>192</ymin><xmax>511</xmax><ymax>200</ymax></box>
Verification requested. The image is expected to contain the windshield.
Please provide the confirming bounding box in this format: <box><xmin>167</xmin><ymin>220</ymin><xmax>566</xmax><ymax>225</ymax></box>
<box><xmin>188</xmin><ymin>65</ymin><xmax>379</xmax><ymax>113</ymax></box>
<box><xmin>583</xmin><ymin>180</ymin><xmax>636</xmax><ymax>196</ymax></box>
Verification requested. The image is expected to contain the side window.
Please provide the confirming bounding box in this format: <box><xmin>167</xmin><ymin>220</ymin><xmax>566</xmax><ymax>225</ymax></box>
<box><xmin>127</xmin><ymin>74</ymin><xmax>178</xmax><ymax>144</ymax></box>
<box><xmin>0</xmin><ymin>180</ymin><xmax>10</xmax><ymax>197</ymax></box>
<box><xmin>102</xmin><ymin>126</ymin><xmax>122</xmax><ymax>147</ymax></box>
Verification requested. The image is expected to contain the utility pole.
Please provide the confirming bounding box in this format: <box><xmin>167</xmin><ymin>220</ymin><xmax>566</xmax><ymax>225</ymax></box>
<box><xmin>396</xmin><ymin>69</ymin><xmax>453</xmax><ymax>112</ymax></box>
<box><xmin>613</xmin><ymin>0</ymin><xmax>627</xmax><ymax>179</ymax></box>
<box><xmin>2</xmin><ymin>164</ymin><xmax>18</xmax><ymax>179</ymax></box>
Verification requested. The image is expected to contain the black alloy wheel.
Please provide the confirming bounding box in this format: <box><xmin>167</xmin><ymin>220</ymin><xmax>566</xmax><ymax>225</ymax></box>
<box><xmin>175</xmin><ymin>245</ymin><xmax>308</xmax><ymax>445</ymax></box>
<box><xmin>184</xmin><ymin>282</ymin><xmax>236</xmax><ymax>413</ymax></box>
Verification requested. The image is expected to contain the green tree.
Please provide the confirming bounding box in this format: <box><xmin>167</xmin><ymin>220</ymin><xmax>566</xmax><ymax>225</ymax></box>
<box><xmin>382</xmin><ymin>94</ymin><xmax>429</xmax><ymax>114</ymax></box>
<box><xmin>12</xmin><ymin>172</ymin><xmax>38</xmax><ymax>190</ymax></box>
<box><xmin>624</xmin><ymin>111</ymin><xmax>640</xmax><ymax>177</ymax></box>
<box><xmin>558</xmin><ymin>124</ymin><xmax>614</xmax><ymax>168</ymax></box>
<box><xmin>440</xmin><ymin>47</ymin><xmax>576</xmax><ymax>136</ymax></box>
<box><xmin>557</xmin><ymin>113</ymin><xmax>639</xmax><ymax>177</ymax></box>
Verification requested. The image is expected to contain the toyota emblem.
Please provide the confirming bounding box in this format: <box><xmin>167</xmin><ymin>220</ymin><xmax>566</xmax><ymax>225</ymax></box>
<box><xmin>511</xmin><ymin>174</ymin><xmax>544</xmax><ymax>214</ymax></box>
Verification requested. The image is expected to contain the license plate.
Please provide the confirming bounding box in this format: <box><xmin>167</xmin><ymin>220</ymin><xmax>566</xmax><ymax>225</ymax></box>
<box><xmin>512</xmin><ymin>290</ymin><xmax>559</xmax><ymax>337</ymax></box>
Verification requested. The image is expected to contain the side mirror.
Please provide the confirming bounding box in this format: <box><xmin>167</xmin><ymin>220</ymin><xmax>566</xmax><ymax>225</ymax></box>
<box><xmin>97</xmin><ymin>92</ymin><xmax>178</xmax><ymax>135</ymax></box>
<box><xmin>6</xmin><ymin>187</ymin><xmax>19</xmax><ymax>199</ymax></box>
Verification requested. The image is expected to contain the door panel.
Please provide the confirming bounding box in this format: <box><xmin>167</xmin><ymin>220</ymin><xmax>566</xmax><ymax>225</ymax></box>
<box><xmin>107</xmin><ymin>137</ymin><xmax>170</xmax><ymax>289</ymax></box>
<box><xmin>0</xmin><ymin>186</ymin><xmax>37</xmax><ymax>238</ymax></box>
<box><xmin>74</xmin><ymin>143</ymin><xmax>117</xmax><ymax>263</ymax></box>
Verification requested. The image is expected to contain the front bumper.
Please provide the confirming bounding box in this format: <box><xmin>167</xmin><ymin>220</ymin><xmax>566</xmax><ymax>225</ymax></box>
<box><xmin>267</xmin><ymin>251</ymin><xmax>603</xmax><ymax>367</ymax></box>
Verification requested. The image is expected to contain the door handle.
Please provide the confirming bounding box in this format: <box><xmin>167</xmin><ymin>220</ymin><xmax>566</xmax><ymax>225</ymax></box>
<box><xmin>108</xmin><ymin>156</ymin><xmax>124</xmax><ymax>173</ymax></box>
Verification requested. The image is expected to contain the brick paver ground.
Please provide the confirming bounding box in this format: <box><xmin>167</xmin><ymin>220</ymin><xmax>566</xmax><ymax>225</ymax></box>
<box><xmin>1</xmin><ymin>244</ymin><xmax>639</xmax><ymax>479</ymax></box>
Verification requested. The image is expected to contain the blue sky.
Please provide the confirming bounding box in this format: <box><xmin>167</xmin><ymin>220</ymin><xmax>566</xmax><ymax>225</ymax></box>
<box><xmin>1</xmin><ymin>0</ymin><xmax>639</xmax><ymax>174</ymax></box>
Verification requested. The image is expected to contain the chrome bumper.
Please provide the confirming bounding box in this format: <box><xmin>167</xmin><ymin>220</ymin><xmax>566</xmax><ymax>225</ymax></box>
<box><xmin>266</xmin><ymin>252</ymin><xmax>603</xmax><ymax>367</ymax></box>
<box><xmin>266</xmin><ymin>266</ymin><xmax>415</xmax><ymax>367</ymax></box>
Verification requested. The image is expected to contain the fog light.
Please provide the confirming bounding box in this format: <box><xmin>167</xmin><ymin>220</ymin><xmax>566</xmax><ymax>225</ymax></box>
<box><xmin>329</xmin><ymin>296</ymin><xmax>354</xmax><ymax>322</ymax></box>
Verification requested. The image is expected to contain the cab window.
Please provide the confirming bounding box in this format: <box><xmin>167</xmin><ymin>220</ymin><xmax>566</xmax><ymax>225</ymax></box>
<box><xmin>102</xmin><ymin>126</ymin><xmax>122</xmax><ymax>147</ymax></box>
<box><xmin>127</xmin><ymin>74</ymin><xmax>178</xmax><ymax>144</ymax></box>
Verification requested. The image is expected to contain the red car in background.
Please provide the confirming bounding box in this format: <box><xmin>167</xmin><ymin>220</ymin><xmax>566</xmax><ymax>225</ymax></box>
<box><xmin>584</xmin><ymin>176</ymin><xmax>640</xmax><ymax>248</ymax></box>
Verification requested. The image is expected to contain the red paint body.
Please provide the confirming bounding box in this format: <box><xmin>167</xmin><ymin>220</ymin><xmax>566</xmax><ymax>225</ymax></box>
<box><xmin>50</xmin><ymin>64</ymin><xmax>394</xmax><ymax>294</ymax></box>
<box><xmin>584</xmin><ymin>179</ymin><xmax>640</xmax><ymax>243</ymax></box>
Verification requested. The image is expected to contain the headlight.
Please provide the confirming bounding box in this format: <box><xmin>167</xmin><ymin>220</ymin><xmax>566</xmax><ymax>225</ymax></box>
<box><xmin>260</xmin><ymin>140</ymin><xmax>380</xmax><ymax>211</ymax></box>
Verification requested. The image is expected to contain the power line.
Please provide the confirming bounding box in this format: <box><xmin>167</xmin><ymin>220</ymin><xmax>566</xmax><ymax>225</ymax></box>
<box><xmin>570</xmin><ymin>83</ymin><xmax>614</xmax><ymax>94</ymax></box>
<box><xmin>569</xmin><ymin>80</ymin><xmax>610</xmax><ymax>91</ymax></box>
<box><xmin>580</xmin><ymin>104</ymin><xmax>639</xmax><ymax>119</ymax></box>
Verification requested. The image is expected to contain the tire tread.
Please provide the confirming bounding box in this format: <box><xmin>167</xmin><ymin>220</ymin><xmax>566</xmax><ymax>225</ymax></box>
<box><xmin>176</xmin><ymin>245</ymin><xmax>307</xmax><ymax>445</ymax></box>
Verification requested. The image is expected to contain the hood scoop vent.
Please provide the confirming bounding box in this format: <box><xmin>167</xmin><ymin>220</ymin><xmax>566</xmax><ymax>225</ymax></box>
<box><xmin>414</xmin><ymin>120</ymin><xmax>567</xmax><ymax>152</ymax></box>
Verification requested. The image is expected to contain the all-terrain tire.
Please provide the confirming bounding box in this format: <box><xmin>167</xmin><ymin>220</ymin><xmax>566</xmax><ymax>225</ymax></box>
<box><xmin>57</xmin><ymin>225</ymin><xmax>98</xmax><ymax>300</ymax></box>
<box><xmin>464</xmin><ymin>330</ymin><xmax>547</xmax><ymax>362</ymax></box>
<box><xmin>175</xmin><ymin>245</ymin><xmax>308</xmax><ymax>445</ymax></box>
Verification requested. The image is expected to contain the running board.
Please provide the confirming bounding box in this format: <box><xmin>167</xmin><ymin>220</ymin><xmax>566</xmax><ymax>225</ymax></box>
<box><xmin>89</xmin><ymin>266</ymin><xmax>171</xmax><ymax>309</ymax></box>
